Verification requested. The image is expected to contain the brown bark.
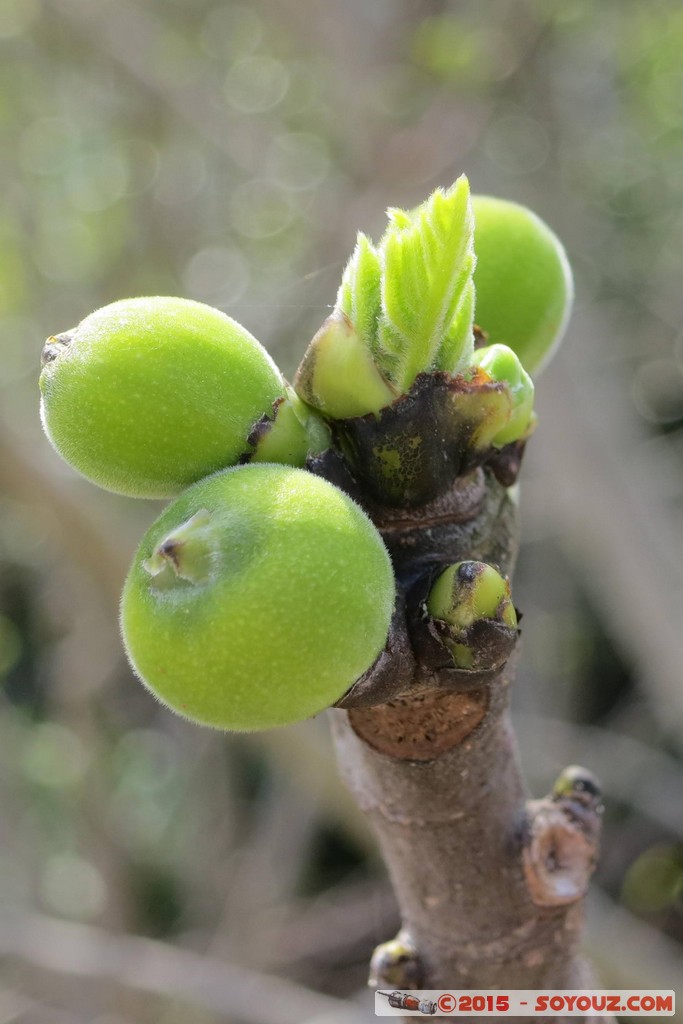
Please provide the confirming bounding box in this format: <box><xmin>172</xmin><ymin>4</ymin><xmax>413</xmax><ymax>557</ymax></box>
<box><xmin>326</xmin><ymin>469</ymin><xmax>607</xmax><ymax>1022</ymax></box>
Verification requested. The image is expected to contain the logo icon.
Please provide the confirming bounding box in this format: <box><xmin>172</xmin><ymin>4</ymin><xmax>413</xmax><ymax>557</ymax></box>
<box><xmin>377</xmin><ymin>991</ymin><xmax>437</xmax><ymax>1014</ymax></box>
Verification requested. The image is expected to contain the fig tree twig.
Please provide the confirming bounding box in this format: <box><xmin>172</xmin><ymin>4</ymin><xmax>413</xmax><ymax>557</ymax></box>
<box><xmin>325</xmin><ymin>469</ymin><xmax>610</xmax><ymax>1022</ymax></box>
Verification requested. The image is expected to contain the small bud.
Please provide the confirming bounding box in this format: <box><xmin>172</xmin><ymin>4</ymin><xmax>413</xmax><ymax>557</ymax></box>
<box><xmin>248</xmin><ymin>387</ymin><xmax>330</xmax><ymax>466</ymax></box>
<box><xmin>294</xmin><ymin>312</ymin><xmax>397</xmax><ymax>420</ymax></box>
<box><xmin>427</xmin><ymin>561</ymin><xmax>517</xmax><ymax>669</ymax></box>
<box><xmin>369</xmin><ymin>933</ymin><xmax>422</xmax><ymax>989</ymax></box>
<box><xmin>474</xmin><ymin>344</ymin><xmax>535</xmax><ymax>446</ymax></box>
<box><xmin>448</xmin><ymin>368</ymin><xmax>514</xmax><ymax>452</ymax></box>
<box><xmin>552</xmin><ymin>765</ymin><xmax>602</xmax><ymax>808</ymax></box>
<box><xmin>429</xmin><ymin>561</ymin><xmax>517</xmax><ymax>630</ymax></box>
<box><xmin>524</xmin><ymin>765</ymin><xmax>602</xmax><ymax>907</ymax></box>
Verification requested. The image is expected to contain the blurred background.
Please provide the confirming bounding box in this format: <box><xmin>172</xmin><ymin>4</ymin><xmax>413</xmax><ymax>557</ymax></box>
<box><xmin>1</xmin><ymin>0</ymin><xmax>682</xmax><ymax>1021</ymax></box>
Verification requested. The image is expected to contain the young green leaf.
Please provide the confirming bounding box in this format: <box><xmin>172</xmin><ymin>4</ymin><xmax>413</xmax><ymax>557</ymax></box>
<box><xmin>435</xmin><ymin>278</ymin><xmax>475</xmax><ymax>373</ymax></box>
<box><xmin>377</xmin><ymin>174</ymin><xmax>475</xmax><ymax>389</ymax></box>
<box><xmin>336</xmin><ymin>233</ymin><xmax>382</xmax><ymax>356</ymax></box>
<box><xmin>294</xmin><ymin>176</ymin><xmax>478</xmax><ymax>421</ymax></box>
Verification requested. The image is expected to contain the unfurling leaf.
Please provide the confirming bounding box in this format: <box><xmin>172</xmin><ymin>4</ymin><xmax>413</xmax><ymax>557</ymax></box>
<box><xmin>336</xmin><ymin>233</ymin><xmax>382</xmax><ymax>357</ymax></box>
<box><xmin>377</xmin><ymin>174</ymin><xmax>475</xmax><ymax>388</ymax></box>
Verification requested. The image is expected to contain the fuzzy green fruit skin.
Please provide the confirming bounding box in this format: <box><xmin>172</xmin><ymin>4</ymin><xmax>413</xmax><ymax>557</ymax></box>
<box><xmin>472</xmin><ymin>196</ymin><xmax>573</xmax><ymax>376</ymax></box>
<box><xmin>120</xmin><ymin>464</ymin><xmax>395</xmax><ymax>731</ymax></box>
<box><xmin>40</xmin><ymin>297</ymin><xmax>285</xmax><ymax>498</ymax></box>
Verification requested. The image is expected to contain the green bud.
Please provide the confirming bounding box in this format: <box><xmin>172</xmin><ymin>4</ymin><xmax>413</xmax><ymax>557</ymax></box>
<box><xmin>294</xmin><ymin>312</ymin><xmax>397</xmax><ymax>419</ymax></box>
<box><xmin>552</xmin><ymin>765</ymin><xmax>602</xmax><ymax>805</ymax></box>
<box><xmin>427</xmin><ymin>561</ymin><xmax>516</xmax><ymax>669</ymax></box>
<box><xmin>429</xmin><ymin>561</ymin><xmax>517</xmax><ymax>630</ymax></box>
<box><xmin>474</xmin><ymin>344</ymin><xmax>535</xmax><ymax>446</ymax></box>
<box><xmin>297</xmin><ymin>177</ymin><xmax>478</xmax><ymax>420</ymax></box>
<box><xmin>449</xmin><ymin>369</ymin><xmax>514</xmax><ymax>453</ymax></box>
<box><xmin>472</xmin><ymin>195</ymin><xmax>573</xmax><ymax>376</ymax></box>
<box><xmin>249</xmin><ymin>387</ymin><xmax>330</xmax><ymax>466</ymax></box>
<box><xmin>369</xmin><ymin>935</ymin><xmax>422</xmax><ymax>990</ymax></box>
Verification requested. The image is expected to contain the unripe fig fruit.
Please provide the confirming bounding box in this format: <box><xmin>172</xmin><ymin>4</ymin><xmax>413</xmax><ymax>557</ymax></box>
<box><xmin>472</xmin><ymin>196</ymin><xmax>573</xmax><ymax>375</ymax></box>
<box><xmin>39</xmin><ymin>297</ymin><xmax>285</xmax><ymax>497</ymax></box>
<box><xmin>120</xmin><ymin>464</ymin><xmax>395</xmax><ymax>731</ymax></box>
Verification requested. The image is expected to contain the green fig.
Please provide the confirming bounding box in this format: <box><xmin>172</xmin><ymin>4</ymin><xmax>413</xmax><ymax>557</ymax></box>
<box><xmin>427</xmin><ymin>560</ymin><xmax>517</xmax><ymax>668</ymax></box>
<box><xmin>39</xmin><ymin>297</ymin><xmax>286</xmax><ymax>498</ymax></box>
<box><xmin>120</xmin><ymin>464</ymin><xmax>395</xmax><ymax>731</ymax></box>
<box><xmin>472</xmin><ymin>196</ymin><xmax>573</xmax><ymax>375</ymax></box>
<box><xmin>428</xmin><ymin>560</ymin><xmax>516</xmax><ymax>631</ymax></box>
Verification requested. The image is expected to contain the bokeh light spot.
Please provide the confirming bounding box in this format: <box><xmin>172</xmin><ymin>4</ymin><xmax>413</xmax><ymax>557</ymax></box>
<box><xmin>182</xmin><ymin>245</ymin><xmax>250</xmax><ymax>307</ymax></box>
<box><xmin>224</xmin><ymin>55</ymin><xmax>289</xmax><ymax>113</ymax></box>
<box><xmin>22</xmin><ymin>722</ymin><xmax>89</xmax><ymax>788</ymax></box>
<box><xmin>267</xmin><ymin>132</ymin><xmax>330</xmax><ymax>191</ymax></box>
<box><xmin>41</xmin><ymin>853</ymin><xmax>107</xmax><ymax>920</ymax></box>
<box><xmin>484</xmin><ymin>114</ymin><xmax>551</xmax><ymax>175</ymax></box>
<box><xmin>622</xmin><ymin>845</ymin><xmax>683</xmax><ymax>914</ymax></box>
<box><xmin>19</xmin><ymin>118</ymin><xmax>80</xmax><ymax>176</ymax></box>
<box><xmin>229</xmin><ymin>180</ymin><xmax>296</xmax><ymax>239</ymax></box>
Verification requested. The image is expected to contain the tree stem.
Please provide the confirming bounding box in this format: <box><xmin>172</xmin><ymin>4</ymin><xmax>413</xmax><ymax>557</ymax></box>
<box><xmin>327</xmin><ymin>470</ymin><xmax>608</xmax><ymax>1022</ymax></box>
